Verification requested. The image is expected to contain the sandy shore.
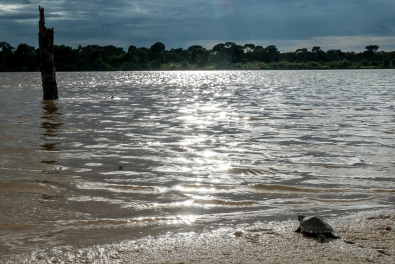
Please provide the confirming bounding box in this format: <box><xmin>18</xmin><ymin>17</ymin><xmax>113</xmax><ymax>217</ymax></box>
<box><xmin>1</xmin><ymin>208</ymin><xmax>393</xmax><ymax>263</ymax></box>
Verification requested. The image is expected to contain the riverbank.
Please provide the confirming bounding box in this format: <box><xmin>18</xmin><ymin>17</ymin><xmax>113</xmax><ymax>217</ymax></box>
<box><xmin>1</xmin><ymin>208</ymin><xmax>393</xmax><ymax>263</ymax></box>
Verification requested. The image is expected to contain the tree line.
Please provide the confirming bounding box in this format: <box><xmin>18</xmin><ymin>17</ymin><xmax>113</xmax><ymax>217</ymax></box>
<box><xmin>1</xmin><ymin>41</ymin><xmax>394</xmax><ymax>71</ymax></box>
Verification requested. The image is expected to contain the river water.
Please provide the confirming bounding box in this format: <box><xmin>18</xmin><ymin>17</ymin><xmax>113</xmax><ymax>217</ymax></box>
<box><xmin>0</xmin><ymin>70</ymin><xmax>394</xmax><ymax>253</ymax></box>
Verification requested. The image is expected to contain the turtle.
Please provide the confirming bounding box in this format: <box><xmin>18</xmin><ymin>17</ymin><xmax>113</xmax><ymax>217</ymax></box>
<box><xmin>295</xmin><ymin>215</ymin><xmax>341</xmax><ymax>243</ymax></box>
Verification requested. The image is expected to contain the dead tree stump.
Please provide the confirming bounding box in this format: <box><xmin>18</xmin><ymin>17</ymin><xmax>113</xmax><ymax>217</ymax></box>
<box><xmin>38</xmin><ymin>6</ymin><xmax>58</xmax><ymax>100</ymax></box>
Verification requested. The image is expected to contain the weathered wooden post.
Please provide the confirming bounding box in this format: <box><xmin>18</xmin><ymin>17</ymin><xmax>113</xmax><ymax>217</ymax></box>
<box><xmin>38</xmin><ymin>6</ymin><xmax>58</xmax><ymax>100</ymax></box>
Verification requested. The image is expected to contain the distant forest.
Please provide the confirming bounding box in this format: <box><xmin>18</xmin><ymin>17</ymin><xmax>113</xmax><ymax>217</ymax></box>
<box><xmin>1</xmin><ymin>41</ymin><xmax>395</xmax><ymax>71</ymax></box>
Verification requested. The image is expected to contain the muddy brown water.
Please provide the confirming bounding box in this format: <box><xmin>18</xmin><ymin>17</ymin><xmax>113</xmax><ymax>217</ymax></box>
<box><xmin>0</xmin><ymin>70</ymin><xmax>394</xmax><ymax>254</ymax></box>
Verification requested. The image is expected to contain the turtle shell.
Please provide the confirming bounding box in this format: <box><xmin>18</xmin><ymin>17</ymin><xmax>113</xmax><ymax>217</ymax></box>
<box><xmin>299</xmin><ymin>216</ymin><xmax>334</xmax><ymax>234</ymax></box>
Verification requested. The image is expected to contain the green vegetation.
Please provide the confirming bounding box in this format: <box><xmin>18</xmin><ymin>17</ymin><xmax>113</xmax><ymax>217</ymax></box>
<box><xmin>1</xmin><ymin>41</ymin><xmax>394</xmax><ymax>71</ymax></box>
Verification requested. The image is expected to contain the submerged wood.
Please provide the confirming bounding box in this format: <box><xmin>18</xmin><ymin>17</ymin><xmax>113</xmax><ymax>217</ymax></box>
<box><xmin>38</xmin><ymin>6</ymin><xmax>58</xmax><ymax>100</ymax></box>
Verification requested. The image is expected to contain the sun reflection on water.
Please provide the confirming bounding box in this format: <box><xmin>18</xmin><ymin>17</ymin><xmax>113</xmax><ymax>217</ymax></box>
<box><xmin>2</xmin><ymin>71</ymin><xmax>393</xmax><ymax>246</ymax></box>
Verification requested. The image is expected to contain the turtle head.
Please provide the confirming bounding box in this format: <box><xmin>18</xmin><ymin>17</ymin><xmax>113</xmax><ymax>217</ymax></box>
<box><xmin>297</xmin><ymin>215</ymin><xmax>306</xmax><ymax>222</ymax></box>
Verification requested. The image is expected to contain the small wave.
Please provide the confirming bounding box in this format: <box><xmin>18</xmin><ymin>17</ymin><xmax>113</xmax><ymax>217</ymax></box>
<box><xmin>193</xmin><ymin>198</ymin><xmax>256</xmax><ymax>207</ymax></box>
<box><xmin>306</xmin><ymin>196</ymin><xmax>382</xmax><ymax>202</ymax></box>
<box><xmin>373</xmin><ymin>189</ymin><xmax>395</xmax><ymax>193</ymax></box>
<box><xmin>0</xmin><ymin>181</ymin><xmax>51</xmax><ymax>194</ymax></box>
<box><xmin>110</xmin><ymin>185</ymin><xmax>159</xmax><ymax>192</ymax></box>
<box><xmin>1</xmin><ymin>215</ymin><xmax>197</xmax><ymax>229</ymax></box>
<box><xmin>320</xmin><ymin>164</ymin><xmax>354</xmax><ymax>169</ymax></box>
<box><xmin>250</xmin><ymin>184</ymin><xmax>351</xmax><ymax>193</ymax></box>
<box><xmin>101</xmin><ymin>171</ymin><xmax>142</xmax><ymax>176</ymax></box>
<box><xmin>85</xmin><ymin>163</ymin><xmax>103</xmax><ymax>167</ymax></box>
<box><xmin>55</xmin><ymin>215</ymin><xmax>197</xmax><ymax>228</ymax></box>
<box><xmin>227</xmin><ymin>167</ymin><xmax>273</xmax><ymax>176</ymax></box>
<box><xmin>76</xmin><ymin>181</ymin><xmax>166</xmax><ymax>193</ymax></box>
<box><xmin>244</xmin><ymin>117</ymin><xmax>263</xmax><ymax>121</ymax></box>
<box><xmin>74</xmin><ymin>168</ymin><xmax>92</xmax><ymax>172</ymax></box>
<box><xmin>169</xmin><ymin>147</ymin><xmax>188</xmax><ymax>152</ymax></box>
<box><xmin>176</xmin><ymin>184</ymin><xmax>234</xmax><ymax>192</ymax></box>
<box><xmin>263</xmin><ymin>108</ymin><xmax>280</xmax><ymax>111</ymax></box>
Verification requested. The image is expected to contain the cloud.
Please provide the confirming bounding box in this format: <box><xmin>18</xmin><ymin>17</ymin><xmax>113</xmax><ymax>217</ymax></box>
<box><xmin>1</xmin><ymin>0</ymin><xmax>394</xmax><ymax>51</ymax></box>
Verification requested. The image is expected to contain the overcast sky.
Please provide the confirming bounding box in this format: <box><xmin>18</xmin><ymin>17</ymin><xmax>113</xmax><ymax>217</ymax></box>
<box><xmin>1</xmin><ymin>0</ymin><xmax>395</xmax><ymax>52</ymax></box>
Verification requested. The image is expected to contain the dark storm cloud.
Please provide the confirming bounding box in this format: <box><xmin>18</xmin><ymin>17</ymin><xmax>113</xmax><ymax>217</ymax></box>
<box><xmin>1</xmin><ymin>0</ymin><xmax>394</xmax><ymax>51</ymax></box>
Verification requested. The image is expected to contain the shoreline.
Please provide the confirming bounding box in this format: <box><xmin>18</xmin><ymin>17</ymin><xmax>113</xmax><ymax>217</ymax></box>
<box><xmin>1</xmin><ymin>208</ymin><xmax>393</xmax><ymax>263</ymax></box>
<box><xmin>1</xmin><ymin>67</ymin><xmax>394</xmax><ymax>73</ymax></box>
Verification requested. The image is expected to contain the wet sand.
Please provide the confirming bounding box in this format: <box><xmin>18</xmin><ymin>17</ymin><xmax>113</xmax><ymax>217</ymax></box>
<box><xmin>1</xmin><ymin>209</ymin><xmax>393</xmax><ymax>264</ymax></box>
